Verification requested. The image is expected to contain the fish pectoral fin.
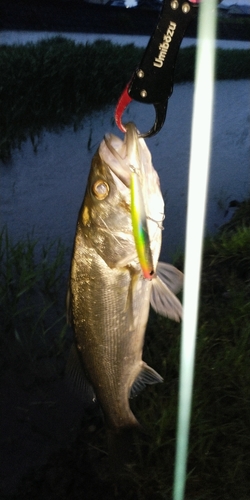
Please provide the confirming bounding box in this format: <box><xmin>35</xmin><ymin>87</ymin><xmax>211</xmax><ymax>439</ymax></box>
<box><xmin>150</xmin><ymin>275</ymin><xmax>183</xmax><ymax>322</ymax></box>
<box><xmin>156</xmin><ymin>261</ymin><xmax>184</xmax><ymax>295</ymax></box>
<box><xmin>115</xmin><ymin>251</ymin><xmax>138</xmax><ymax>269</ymax></box>
<box><xmin>66</xmin><ymin>343</ymin><xmax>96</xmax><ymax>406</ymax></box>
<box><xmin>130</xmin><ymin>363</ymin><xmax>163</xmax><ymax>398</ymax></box>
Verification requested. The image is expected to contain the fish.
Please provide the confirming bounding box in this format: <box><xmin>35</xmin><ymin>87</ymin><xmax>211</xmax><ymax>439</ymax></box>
<box><xmin>67</xmin><ymin>122</ymin><xmax>183</xmax><ymax>469</ymax></box>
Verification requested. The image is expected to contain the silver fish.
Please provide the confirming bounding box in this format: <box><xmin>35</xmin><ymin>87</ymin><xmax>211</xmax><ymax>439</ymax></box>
<box><xmin>67</xmin><ymin>122</ymin><xmax>183</xmax><ymax>439</ymax></box>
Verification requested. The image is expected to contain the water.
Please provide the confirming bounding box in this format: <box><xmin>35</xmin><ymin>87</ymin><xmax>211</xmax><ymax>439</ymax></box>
<box><xmin>1</xmin><ymin>80</ymin><xmax>249</xmax><ymax>261</ymax></box>
<box><xmin>1</xmin><ymin>30</ymin><xmax>250</xmax><ymax>50</ymax></box>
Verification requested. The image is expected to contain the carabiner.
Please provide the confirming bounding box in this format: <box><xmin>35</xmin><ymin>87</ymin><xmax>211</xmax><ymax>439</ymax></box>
<box><xmin>115</xmin><ymin>0</ymin><xmax>200</xmax><ymax>138</ymax></box>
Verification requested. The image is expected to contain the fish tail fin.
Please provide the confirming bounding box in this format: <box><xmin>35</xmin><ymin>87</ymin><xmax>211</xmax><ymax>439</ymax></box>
<box><xmin>150</xmin><ymin>261</ymin><xmax>184</xmax><ymax>322</ymax></box>
<box><xmin>107</xmin><ymin>424</ymin><xmax>139</xmax><ymax>479</ymax></box>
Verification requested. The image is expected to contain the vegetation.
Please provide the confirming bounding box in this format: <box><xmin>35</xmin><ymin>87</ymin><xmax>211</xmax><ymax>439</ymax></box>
<box><xmin>1</xmin><ymin>200</ymin><xmax>250</xmax><ymax>499</ymax></box>
<box><xmin>129</xmin><ymin>200</ymin><xmax>250</xmax><ymax>499</ymax></box>
<box><xmin>1</xmin><ymin>33</ymin><xmax>249</xmax><ymax>498</ymax></box>
<box><xmin>0</xmin><ymin>37</ymin><xmax>249</xmax><ymax>161</ymax></box>
<box><xmin>0</xmin><ymin>230</ymin><xmax>69</xmax><ymax>377</ymax></box>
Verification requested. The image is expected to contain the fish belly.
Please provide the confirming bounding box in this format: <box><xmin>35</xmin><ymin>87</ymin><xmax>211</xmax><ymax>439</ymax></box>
<box><xmin>70</xmin><ymin>230</ymin><xmax>151</xmax><ymax>429</ymax></box>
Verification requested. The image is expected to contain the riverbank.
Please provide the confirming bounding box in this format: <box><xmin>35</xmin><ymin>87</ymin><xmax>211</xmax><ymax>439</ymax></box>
<box><xmin>1</xmin><ymin>200</ymin><xmax>250</xmax><ymax>500</ymax></box>
<box><xmin>1</xmin><ymin>9</ymin><xmax>250</xmax><ymax>499</ymax></box>
<box><xmin>1</xmin><ymin>0</ymin><xmax>250</xmax><ymax>40</ymax></box>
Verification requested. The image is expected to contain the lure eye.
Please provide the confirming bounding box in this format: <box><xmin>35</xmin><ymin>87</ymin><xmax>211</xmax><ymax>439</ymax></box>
<box><xmin>92</xmin><ymin>180</ymin><xmax>109</xmax><ymax>200</ymax></box>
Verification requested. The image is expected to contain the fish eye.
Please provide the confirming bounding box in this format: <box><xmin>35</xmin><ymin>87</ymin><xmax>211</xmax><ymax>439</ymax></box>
<box><xmin>92</xmin><ymin>180</ymin><xmax>109</xmax><ymax>200</ymax></box>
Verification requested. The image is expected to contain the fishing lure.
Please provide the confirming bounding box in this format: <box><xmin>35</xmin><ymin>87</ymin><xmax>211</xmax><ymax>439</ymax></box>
<box><xmin>130</xmin><ymin>166</ymin><xmax>155</xmax><ymax>280</ymax></box>
<box><xmin>104</xmin><ymin>123</ymin><xmax>155</xmax><ymax>280</ymax></box>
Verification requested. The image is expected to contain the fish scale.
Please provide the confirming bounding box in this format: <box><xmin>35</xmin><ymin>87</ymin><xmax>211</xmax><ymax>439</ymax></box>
<box><xmin>68</xmin><ymin>123</ymin><xmax>183</xmax><ymax>465</ymax></box>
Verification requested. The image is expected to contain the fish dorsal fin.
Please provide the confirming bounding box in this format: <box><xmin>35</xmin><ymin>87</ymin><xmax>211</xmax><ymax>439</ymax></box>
<box><xmin>130</xmin><ymin>362</ymin><xmax>163</xmax><ymax>398</ymax></box>
<box><xmin>66</xmin><ymin>281</ymin><xmax>72</xmax><ymax>326</ymax></box>
<box><xmin>150</xmin><ymin>262</ymin><xmax>183</xmax><ymax>322</ymax></box>
<box><xmin>66</xmin><ymin>343</ymin><xmax>96</xmax><ymax>406</ymax></box>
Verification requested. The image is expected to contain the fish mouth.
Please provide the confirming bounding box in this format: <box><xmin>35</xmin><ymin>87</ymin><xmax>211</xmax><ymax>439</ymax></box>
<box><xmin>99</xmin><ymin>122</ymin><xmax>141</xmax><ymax>189</ymax></box>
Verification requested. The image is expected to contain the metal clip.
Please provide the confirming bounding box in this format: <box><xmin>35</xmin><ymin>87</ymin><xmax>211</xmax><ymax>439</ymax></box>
<box><xmin>115</xmin><ymin>0</ymin><xmax>200</xmax><ymax>138</ymax></box>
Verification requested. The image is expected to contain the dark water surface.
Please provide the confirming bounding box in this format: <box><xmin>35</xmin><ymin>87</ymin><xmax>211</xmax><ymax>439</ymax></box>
<box><xmin>1</xmin><ymin>80</ymin><xmax>249</xmax><ymax>262</ymax></box>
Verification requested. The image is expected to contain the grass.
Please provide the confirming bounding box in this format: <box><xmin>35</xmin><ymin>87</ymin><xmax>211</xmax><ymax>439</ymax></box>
<box><xmin>126</xmin><ymin>199</ymin><xmax>250</xmax><ymax>499</ymax></box>
<box><xmin>0</xmin><ymin>37</ymin><xmax>249</xmax><ymax>161</ymax></box>
<box><xmin>0</xmin><ymin>228</ymin><xmax>69</xmax><ymax>377</ymax></box>
<box><xmin>1</xmin><ymin>34</ymin><xmax>250</xmax><ymax>497</ymax></box>
<box><xmin>1</xmin><ymin>200</ymin><xmax>250</xmax><ymax>498</ymax></box>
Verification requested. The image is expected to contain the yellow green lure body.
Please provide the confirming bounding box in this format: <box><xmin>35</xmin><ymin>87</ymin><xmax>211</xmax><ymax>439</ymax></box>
<box><xmin>130</xmin><ymin>169</ymin><xmax>155</xmax><ymax>280</ymax></box>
